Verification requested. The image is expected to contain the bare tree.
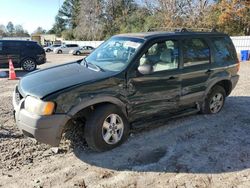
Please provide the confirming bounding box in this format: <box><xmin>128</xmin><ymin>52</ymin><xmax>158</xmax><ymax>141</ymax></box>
<box><xmin>74</xmin><ymin>0</ymin><xmax>104</xmax><ymax>40</ymax></box>
<box><xmin>144</xmin><ymin>0</ymin><xmax>212</xmax><ymax>29</ymax></box>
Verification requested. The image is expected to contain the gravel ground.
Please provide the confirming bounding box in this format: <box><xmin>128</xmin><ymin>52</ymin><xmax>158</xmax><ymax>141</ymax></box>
<box><xmin>0</xmin><ymin>55</ymin><xmax>250</xmax><ymax>188</ymax></box>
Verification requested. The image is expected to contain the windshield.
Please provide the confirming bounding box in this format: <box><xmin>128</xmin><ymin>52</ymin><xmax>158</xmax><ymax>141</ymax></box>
<box><xmin>82</xmin><ymin>37</ymin><xmax>144</xmax><ymax>72</ymax></box>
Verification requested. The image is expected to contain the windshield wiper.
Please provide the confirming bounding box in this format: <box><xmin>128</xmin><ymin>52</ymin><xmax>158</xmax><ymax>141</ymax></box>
<box><xmin>82</xmin><ymin>58</ymin><xmax>88</xmax><ymax>67</ymax></box>
<box><xmin>82</xmin><ymin>58</ymin><xmax>104</xmax><ymax>72</ymax></box>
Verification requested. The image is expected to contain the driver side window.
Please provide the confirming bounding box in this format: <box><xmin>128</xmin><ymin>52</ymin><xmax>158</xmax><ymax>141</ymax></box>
<box><xmin>139</xmin><ymin>40</ymin><xmax>179</xmax><ymax>73</ymax></box>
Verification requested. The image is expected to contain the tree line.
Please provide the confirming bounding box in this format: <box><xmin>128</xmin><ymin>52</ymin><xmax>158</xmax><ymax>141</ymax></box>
<box><xmin>1</xmin><ymin>0</ymin><xmax>249</xmax><ymax>40</ymax></box>
<box><xmin>0</xmin><ymin>22</ymin><xmax>30</xmax><ymax>37</ymax></box>
<box><xmin>48</xmin><ymin>0</ymin><xmax>250</xmax><ymax>40</ymax></box>
<box><xmin>0</xmin><ymin>22</ymin><xmax>47</xmax><ymax>37</ymax></box>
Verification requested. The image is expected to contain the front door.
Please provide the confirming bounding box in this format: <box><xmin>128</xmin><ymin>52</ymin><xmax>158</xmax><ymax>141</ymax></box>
<box><xmin>0</xmin><ymin>41</ymin><xmax>8</xmax><ymax>68</ymax></box>
<box><xmin>126</xmin><ymin>39</ymin><xmax>181</xmax><ymax>121</ymax></box>
<box><xmin>5</xmin><ymin>42</ymin><xmax>20</xmax><ymax>67</ymax></box>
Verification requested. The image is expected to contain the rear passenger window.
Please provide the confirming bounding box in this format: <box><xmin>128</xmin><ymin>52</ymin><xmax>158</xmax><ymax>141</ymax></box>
<box><xmin>68</xmin><ymin>44</ymin><xmax>78</xmax><ymax>47</ymax></box>
<box><xmin>183</xmin><ymin>38</ymin><xmax>210</xmax><ymax>67</ymax></box>
<box><xmin>211</xmin><ymin>37</ymin><xmax>235</xmax><ymax>62</ymax></box>
<box><xmin>26</xmin><ymin>42</ymin><xmax>38</xmax><ymax>49</ymax></box>
<box><xmin>0</xmin><ymin>42</ymin><xmax>2</xmax><ymax>51</ymax></box>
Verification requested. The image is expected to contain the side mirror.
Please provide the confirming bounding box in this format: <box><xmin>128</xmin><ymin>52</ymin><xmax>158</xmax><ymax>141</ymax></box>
<box><xmin>138</xmin><ymin>64</ymin><xmax>153</xmax><ymax>75</ymax></box>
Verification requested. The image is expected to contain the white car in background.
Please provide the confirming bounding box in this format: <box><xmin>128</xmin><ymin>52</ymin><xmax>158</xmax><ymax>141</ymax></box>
<box><xmin>43</xmin><ymin>44</ymin><xmax>61</xmax><ymax>52</ymax></box>
<box><xmin>69</xmin><ymin>46</ymin><xmax>95</xmax><ymax>56</ymax></box>
<box><xmin>53</xmin><ymin>44</ymin><xmax>79</xmax><ymax>54</ymax></box>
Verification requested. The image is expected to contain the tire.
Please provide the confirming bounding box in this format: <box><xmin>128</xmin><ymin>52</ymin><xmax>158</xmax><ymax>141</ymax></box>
<box><xmin>76</xmin><ymin>51</ymin><xmax>81</xmax><ymax>55</ymax></box>
<box><xmin>201</xmin><ymin>85</ymin><xmax>226</xmax><ymax>114</ymax></box>
<box><xmin>84</xmin><ymin>104</ymin><xmax>129</xmax><ymax>152</ymax></box>
<box><xmin>58</xmin><ymin>50</ymin><xmax>62</xmax><ymax>54</ymax></box>
<box><xmin>21</xmin><ymin>58</ymin><xmax>37</xmax><ymax>72</ymax></box>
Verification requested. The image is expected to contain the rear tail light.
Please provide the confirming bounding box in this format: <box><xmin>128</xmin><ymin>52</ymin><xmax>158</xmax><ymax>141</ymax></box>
<box><xmin>236</xmin><ymin>59</ymin><xmax>240</xmax><ymax>72</ymax></box>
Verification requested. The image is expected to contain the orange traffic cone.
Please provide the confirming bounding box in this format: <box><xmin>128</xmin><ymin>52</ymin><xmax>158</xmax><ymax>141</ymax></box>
<box><xmin>8</xmin><ymin>59</ymin><xmax>18</xmax><ymax>80</ymax></box>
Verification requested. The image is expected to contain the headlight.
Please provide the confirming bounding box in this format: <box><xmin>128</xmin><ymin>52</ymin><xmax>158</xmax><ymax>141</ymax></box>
<box><xmin>25</xmin><ymin>96</ymin><xmax>55</xmax><ymax>115</ymax></box>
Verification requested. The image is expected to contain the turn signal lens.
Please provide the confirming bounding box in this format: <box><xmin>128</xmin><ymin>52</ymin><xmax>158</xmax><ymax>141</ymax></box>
<box><xmin>43</xmin><ymin>102</ymin><xmax>55</xmax><ymax>115</ymax></box>
<box><xmin>236</xmin><ymin>60</ymin><xmax>240</xmax><ymax>72</ymax></box>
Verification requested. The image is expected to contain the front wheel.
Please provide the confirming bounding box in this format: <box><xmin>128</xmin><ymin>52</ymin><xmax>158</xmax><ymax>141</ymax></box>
<box><xmin>84</xmin><ymin>104</ymin><xmax>129</xmax><ymax>152</ymax></box>
<box><xmin>21</xmin><ymin>58</ymin><xmax>37</xmax><ymax>72</ymax></box>
<box><xmin>201</xmin><ymin>85</ymin><xmax>226</xmax><ymax>114</ymax></box>
<box><xmin>76</xmin><ymin>51</ymin><xmax>81</xmax><ymax>55</ymax></box>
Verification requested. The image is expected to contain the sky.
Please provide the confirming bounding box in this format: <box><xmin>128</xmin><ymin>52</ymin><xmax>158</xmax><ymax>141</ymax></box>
<box><xmin>0</xmin><ymin>0</ymin><xmax>64</xmax><ymax>34</ymax></box>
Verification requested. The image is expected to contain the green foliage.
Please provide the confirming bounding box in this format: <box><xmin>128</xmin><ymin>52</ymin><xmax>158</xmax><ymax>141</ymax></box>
<box><xmin>6</xmin><ymin>22</ymin><xmax>14</xmax><ymax>35</ymax></box>
<box><xmin>62</xmin><ymin>29</ymin><xmax>74</xmax><ymax>40</ymax></box>
<box><xmin>50</xmin><ymin>0</ymin><xmax>80</xmax><ymax>37</ymax></box>
<box><xmin>33</xmin><ymin>27</ymin><xmax>46</xmax><ymax>35</ymax></box>
<box><xmin>50</xmin><ymin>0</ymin><xmax>250</xmax><ymax>40</ymax></box>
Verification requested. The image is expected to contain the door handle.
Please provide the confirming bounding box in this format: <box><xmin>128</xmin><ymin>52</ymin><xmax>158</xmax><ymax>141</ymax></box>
<box><xmin>206</xmin><ymin>69</ymin><xmax>214</xmax><ymax>74</ymax></box>
<box><xmin>168</xmin><ymin>76</ymin><xmax>176</xmax><ymax>80</ymax></box>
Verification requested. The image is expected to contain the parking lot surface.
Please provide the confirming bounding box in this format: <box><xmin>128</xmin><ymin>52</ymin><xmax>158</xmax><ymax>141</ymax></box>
<box><xmin>0</xmin><ymin>54</ymin><xmax>250</xmax><ymax>187</ymax></box>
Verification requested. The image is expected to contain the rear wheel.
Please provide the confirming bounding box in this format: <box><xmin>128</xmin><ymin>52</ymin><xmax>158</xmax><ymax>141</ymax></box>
<box><xmin>58</xmin><ymin>50</ymin><xmax>62</xmax><ymax>54</ymax></box>
<box><xmin>84</xmin><ymin>104</ymin><xmax>129</xmax><ymax>152</ymax></box>
<box><xmin>21</xmin><ymin>58</ymin><xmax>37</xmax><ymax>72</ymax></box>
<box><xmin>201</xmin><ymin>85</ymin><xmax>226</xmax><ymax>114</ymax></box>
<box><xmin>76</xmin><ymin>51</ymin><xmax>81</xmax><ymax>55</ymax></box>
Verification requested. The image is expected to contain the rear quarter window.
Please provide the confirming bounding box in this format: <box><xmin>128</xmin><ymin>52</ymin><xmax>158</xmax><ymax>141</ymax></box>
<box><xmin>0</xmin><ymin>42</ymin><xmax>2</xmax><ymax>51</ymax></box>
<box><xmin>211</xmin><ymin>37</ymin><xmax>236</xmax><ymax>62</ymax></box>
<box><xmin>25</xmin><ymin>42</ymin><xmax>43</xmax><ymax>53</ymax></box>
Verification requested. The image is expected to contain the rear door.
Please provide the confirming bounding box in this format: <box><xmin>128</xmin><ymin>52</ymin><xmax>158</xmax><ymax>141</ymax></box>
<box><xmin>72</xmin><ymin>44</ymin><xmax>79</xmax><ymax>51</ymax></box>
<box><xmin>179</xmin><ymin>37</ymin><xmax>212</xmax><ymax>109</ymax></box>
<box><xmin>63</xmin><ymin>44</ymin><xmax>71</xmax><ymax>53</ymax></box>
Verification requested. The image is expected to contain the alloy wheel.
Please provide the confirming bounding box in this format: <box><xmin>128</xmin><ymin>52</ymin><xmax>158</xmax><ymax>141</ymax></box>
<box><xmin>102</xmin><ymin>114</ymin><xmax>124</xmax><ymax>145</ymax></box>
<box><xmin>209</xmin><ymin>93</ymin><xmax>224</xmax><ymax>113</ymax></box>
<box><xmin>22</xmin><ymin>59</ymin><xmax>36</xmax><ymax>71</ymax></box>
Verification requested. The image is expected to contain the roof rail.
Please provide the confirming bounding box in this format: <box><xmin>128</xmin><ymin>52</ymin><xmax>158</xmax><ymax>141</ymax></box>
<box><xmin>148</xmin><ymin>27</ymin><xmax>217</xmax><ymax>32</ymax></box>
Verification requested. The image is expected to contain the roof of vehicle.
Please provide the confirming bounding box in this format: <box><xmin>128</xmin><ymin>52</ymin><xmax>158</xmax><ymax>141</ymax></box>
<box><xmin>0</xmin><ymin>40</ymin><xmax>37</xmax><ymax>43</ymax></box>
<box><xmin>115</xmin><ymin>31</ymin><xmax>227</xmax><ymax>40</ymax></box>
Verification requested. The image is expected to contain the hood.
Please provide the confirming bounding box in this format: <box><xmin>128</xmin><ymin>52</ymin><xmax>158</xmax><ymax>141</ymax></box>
<box><xmin>18</xmin><ymin>62</ymin><xmax>114</xmax><ymax>98</ymax></box>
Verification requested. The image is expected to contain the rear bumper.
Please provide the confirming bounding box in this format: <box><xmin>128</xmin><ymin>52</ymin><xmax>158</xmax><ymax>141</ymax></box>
<box><xmin>36</xmin><ymin>55</ymin><xmax>46</xmax><ymax>65</ymax></box>
<box><xmin>230</xmin><ymin>74</ymin><xmax>239</xmax><ymax>91</ymax></box>
<box><xmin>13</xmin><ymin>92</ymin><xmax>70</xmax><ymax>146</ymax></box>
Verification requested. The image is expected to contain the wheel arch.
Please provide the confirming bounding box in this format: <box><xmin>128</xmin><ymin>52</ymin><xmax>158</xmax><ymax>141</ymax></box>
<box><xmin>20</xmin><ymin>56</ymin><xmax>36</xmax><ymax>65</ymax></box>
<box><xmin>67</xmin><ymin>96</ymin><xmax>127</xmax><ymax>119</ymax></box>
<box><xmin>206</xmin><ymin>78</ymin><xmax>232</xmax><ymax>97</ymax></box>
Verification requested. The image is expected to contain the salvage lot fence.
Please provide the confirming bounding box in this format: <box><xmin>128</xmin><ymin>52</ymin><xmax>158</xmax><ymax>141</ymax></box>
<box><xmin>231</xmin><ymin>36</ymin><xmax>250</xmax><ymax>53</ymax></box>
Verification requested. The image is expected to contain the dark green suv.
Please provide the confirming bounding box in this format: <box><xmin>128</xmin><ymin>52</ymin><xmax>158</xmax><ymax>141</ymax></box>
<box><xmin>13</xmin><ymin>30</ymin><xmax>239</xmax><ymax>151</ymax></box>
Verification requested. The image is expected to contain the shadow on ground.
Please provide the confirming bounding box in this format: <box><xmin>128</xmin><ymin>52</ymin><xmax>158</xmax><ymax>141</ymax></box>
<box><xmin>70</xmin><ymin>96</ymin><xmax>250</xmax><ymax>174</ymax></box>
